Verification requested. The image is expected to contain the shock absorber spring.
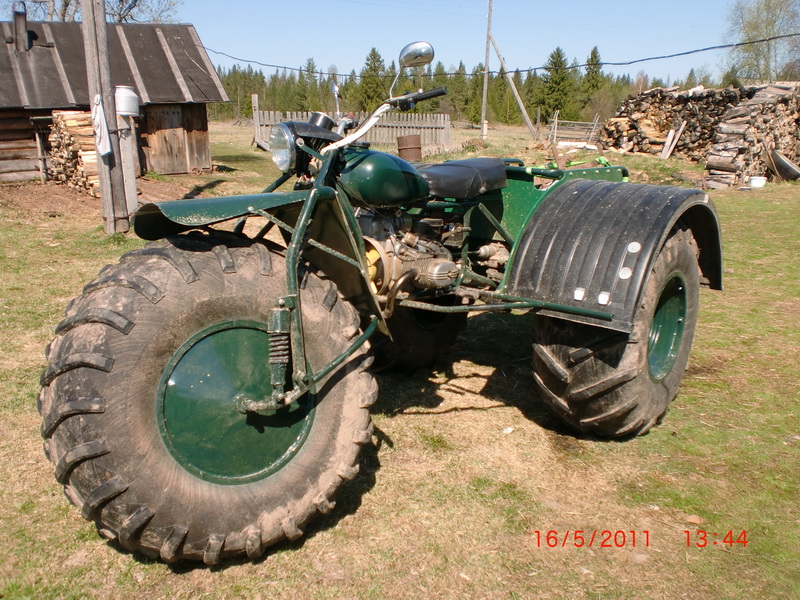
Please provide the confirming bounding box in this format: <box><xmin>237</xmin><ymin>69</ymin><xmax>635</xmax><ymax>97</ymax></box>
<box><xmin>269</xmin><ymin>332</ymin><xmax>290</xmax><ymax>364</ymax></box>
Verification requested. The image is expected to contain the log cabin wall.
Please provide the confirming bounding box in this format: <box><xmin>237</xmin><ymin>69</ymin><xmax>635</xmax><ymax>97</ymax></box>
<box><xmin>0</xmin><ymin>108</ymin><xmax>49</xmax><ymax>182</ymax></box>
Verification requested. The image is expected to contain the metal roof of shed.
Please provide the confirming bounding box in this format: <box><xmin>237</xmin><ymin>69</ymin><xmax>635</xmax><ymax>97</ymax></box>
<box><xmin>1</xmin><ymin>21</ymin><xmax>229</xmax><ymax>109</ymax></box>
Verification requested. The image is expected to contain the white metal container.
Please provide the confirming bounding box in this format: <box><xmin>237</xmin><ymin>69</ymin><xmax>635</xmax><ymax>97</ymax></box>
<box><xmin>115</xmin><ymin>86</ymin><xmax>140</xmax><ymax>117</ymax></box>
<box><xmin>749</xmin><ymin>176</ymin><xmax>767</xmax><ymax>188</ymax></box>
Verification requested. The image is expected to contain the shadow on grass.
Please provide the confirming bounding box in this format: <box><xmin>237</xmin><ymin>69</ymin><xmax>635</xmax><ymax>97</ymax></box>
<box><xmin>181</xmin><ymin>179</ymin><xmax>226</xmax><ymax>199</ymax></box>
<box><xmin>370</xmin><ymin>310</ymin><xmax>623</xmax><ymax>443</ymax></box>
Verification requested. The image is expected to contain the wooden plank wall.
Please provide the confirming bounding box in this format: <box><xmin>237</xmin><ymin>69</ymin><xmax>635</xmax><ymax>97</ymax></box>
<box><xmin>141</xmin><ymin>104</ymin><xmax>211</xmax><ymax>175</ymax></box>
<box><xmin>0</xmin><ymin>109</ymin><xmax>44</xmax><ymax>182</ymax></box>
<box><xmin>253</xmin><ymin>103</ymin><xmax>452</xmax><ymax>152</ymax></box>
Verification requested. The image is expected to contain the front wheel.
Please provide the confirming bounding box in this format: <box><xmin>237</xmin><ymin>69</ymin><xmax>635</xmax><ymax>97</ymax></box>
<box><xmin>38</xmin><ymin>233</ymin><xmax>377</xmax><ymax>563</ymax></box>
<box><xmin>531</xmin><ymin>224</ymin><xmax>700</xmax><ymax>438</ymax></box>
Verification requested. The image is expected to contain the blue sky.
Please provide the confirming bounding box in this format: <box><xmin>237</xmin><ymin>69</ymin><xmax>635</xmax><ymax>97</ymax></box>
<box><xmin>177</xmin><ymin>0</ymin><xmax>734</xmax><ymax>84</ymax></box>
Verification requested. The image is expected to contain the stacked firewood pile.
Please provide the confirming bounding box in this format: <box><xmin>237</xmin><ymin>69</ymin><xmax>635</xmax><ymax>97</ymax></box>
<box><xmin>602</xmin><ymin>86</ymin><xmax>743</xmax><ymax>160</ymax></box>
<box><xmin>602</xmin><ymin>84</ymin><xmax>800</xmax><ymax>188</ymax></box>
<box><xmin>703</xmin><ymin>85</ymin><xmax>800</xmax><ymax>188</ymax></box>
<box><xmin>48</xmin><ymin>110</ymin><xmax>101</xmax><ymax>196</ymax></box>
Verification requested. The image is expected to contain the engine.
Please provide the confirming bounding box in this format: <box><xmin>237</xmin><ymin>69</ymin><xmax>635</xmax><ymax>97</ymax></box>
<box><xmin>356</xmin><ymin>208</ymin><xmax>459</xmax><ymax>295</ymax></box>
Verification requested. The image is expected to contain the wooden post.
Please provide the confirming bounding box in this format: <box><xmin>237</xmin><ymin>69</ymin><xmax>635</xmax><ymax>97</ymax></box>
<box><xmin>252</xmin><ymin>93</ymin><xmax>261</xmax><ymax>145</ymax></box>
<box><xmin>81</xmin><ymin>0</ymin><xmax>128</xmax><ymax>233</ymax></box>
<box><xmin>117</xmin><ymin>114</ymin><xmax>138</xmax><ymax>214</ymax></box>
<box><xmin>480</xmin><ymin>0</ymin><xmax>492</xmax><ymax>141</ymax></box>
<box><xmin>489</xmin><ymin>33</ymin><xmax>537</xmax><ymax>143</ymax></box>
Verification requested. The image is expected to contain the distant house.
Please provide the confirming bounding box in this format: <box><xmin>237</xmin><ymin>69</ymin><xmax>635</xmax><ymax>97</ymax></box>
<box><xmin>0</xmin><ymin>9</ymin><xmax>229</xmax><ymax>182</ymax></box>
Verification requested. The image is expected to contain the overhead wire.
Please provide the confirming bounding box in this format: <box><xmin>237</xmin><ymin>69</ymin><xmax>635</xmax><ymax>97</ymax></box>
<box><xmin>201</xmin><ymin>32</ymin><xmax>800</xmax><ymax>80</ymax></box>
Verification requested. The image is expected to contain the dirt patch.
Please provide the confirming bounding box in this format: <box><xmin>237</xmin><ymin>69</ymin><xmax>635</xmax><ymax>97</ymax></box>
<box><xmin>1</xmin><ymin>181</ymin><xmax>100</xmax><ymax>218</ymax></box>
<box><xmin>0</xmin><ymin>177</ymin><xmax>220</xmax><ymax>224</ymax></box>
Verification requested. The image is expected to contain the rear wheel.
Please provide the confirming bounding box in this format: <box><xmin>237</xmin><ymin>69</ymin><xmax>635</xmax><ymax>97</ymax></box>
<box><xmin>38</xmin><ymin>233</ymin><xmax>377</xmax><ymax>563</ymax></box>
<box><xmin>531</xmin><ymin>224</ymin><xmax>699</xmax><ymax>438</ymax></box>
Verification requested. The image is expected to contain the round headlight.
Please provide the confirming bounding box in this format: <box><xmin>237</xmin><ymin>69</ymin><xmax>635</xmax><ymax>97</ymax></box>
<box><xmin>269</xmin><ymin>123</ymin><xmax>296</xmax><ymax>172</ymax></box>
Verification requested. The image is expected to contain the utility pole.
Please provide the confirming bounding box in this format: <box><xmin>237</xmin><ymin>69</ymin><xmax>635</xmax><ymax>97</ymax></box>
<box><xmin>480</xmin><ymin>0</ymin><xmax>492</xmax><ymax>140</ymax></box>
<box><xmin>81</xmin><ymin>0</ymin><xmax>129</xmax><ymax>233</ymax></box>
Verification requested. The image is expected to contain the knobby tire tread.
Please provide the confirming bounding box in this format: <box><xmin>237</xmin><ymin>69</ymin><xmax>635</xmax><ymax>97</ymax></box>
<box><xmin>531</xmin><ymin>224</ymin><xmax>700</xmax><ymax>438</ymax></box>
<box><xmin>39</xmin><ymin>233</ymin><xmax>377</xmax><ymax>564</ymax></box>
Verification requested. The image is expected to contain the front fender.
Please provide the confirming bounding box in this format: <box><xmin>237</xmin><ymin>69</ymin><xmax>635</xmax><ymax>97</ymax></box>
<box><xmin>131</xmin><ymin>188</ymin><xmax>383</xmax><ymax>323</ymax></box>
<box><xmin>131</xmin><ymin>190</ymin><xmax>314</xmax><ymax>240</ymax></box>
<box><xmin>503</xmin><ymin>179</ymin><xmax>722</xmax><ymax>333</ymax></box>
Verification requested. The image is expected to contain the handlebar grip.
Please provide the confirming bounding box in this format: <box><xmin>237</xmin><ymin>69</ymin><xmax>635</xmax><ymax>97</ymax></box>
<box><xmin>414</xmin><ymin>86</ymin><xmax>448</xmax><ymax>102</ymax></box>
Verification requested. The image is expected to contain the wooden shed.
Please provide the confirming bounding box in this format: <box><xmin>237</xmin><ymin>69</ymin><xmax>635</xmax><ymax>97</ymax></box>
<box><xmin>0</xmin><ymin>10</ymin><xmax>229</xmax><ymax>181</ymax></box>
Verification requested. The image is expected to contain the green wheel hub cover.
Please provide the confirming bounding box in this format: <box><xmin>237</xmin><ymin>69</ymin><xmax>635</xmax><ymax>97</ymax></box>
<box><xmin>647</xmin><ymin>274</ymin><xmax>687</xmax><ymax>381</ymax></box>
<box><xmin>157</xmin><ymin>320</ymin><xmax>313</xmax><ymax>484</ymax></box>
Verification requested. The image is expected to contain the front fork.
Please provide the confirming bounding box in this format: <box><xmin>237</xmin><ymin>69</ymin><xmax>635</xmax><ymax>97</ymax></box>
<box><xmin>237</xmin><ymin>185</ymin><xmax>378</xmax><ymax>415</ymax></box>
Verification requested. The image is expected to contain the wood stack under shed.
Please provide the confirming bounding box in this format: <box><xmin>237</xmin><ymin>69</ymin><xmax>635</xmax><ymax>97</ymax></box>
<box><xmin>602</xmin><ymin>84</ymin><xmax>800</xmax><ymax>187</ymax></box>
<box><xmin>48</xmin><ymin>110</ymin><xmax>100</xmax><ymax>196</ymax></box>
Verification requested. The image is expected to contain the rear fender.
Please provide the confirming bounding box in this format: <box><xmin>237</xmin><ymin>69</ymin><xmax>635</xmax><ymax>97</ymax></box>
<box><xmin>502</xmin><ymin>179</ymin><xmax>722</xmax><ymax>333</ymax></box>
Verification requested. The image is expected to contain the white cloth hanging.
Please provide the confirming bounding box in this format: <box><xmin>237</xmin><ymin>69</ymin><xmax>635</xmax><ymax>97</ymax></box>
<box><xmin>92</xmin><ymin>94</ymin><xmax>112</xmax><ymax>156</ymax></box>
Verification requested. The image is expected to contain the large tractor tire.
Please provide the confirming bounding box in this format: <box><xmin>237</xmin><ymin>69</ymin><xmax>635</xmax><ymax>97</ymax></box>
<box><xmin>38</xmin><ymin>232</ymin><xmax>377</xmax><ymax>564</ymax></box>
<box><xmin>371</xmin><ymin>296</ymin><xmax>467</xmax><ymax>373</ymax></box>
<box><xmin>531</xmin><ymin>223</ymin><xmax>700</xmax><ymax>438</ymax></box>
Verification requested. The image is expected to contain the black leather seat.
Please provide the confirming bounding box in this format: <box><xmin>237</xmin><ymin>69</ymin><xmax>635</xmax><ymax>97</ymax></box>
<box><xmin>415</xmin><ymin>158</ymin><xmax>507</xmax><ymax>200</ymax></box>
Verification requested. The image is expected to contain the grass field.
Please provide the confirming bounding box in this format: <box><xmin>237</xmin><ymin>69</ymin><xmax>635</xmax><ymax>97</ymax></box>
<box><xmin>0</xmin><ymin>123</ymin><xmax>798</xmax><ymax>599</ymax></box>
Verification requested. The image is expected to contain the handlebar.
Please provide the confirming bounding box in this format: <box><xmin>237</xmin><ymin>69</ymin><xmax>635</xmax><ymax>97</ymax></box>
<box><xmin>321</xmin><ymin>87</ymin><xmax>448</xmax><ymax>154</ymax></box>
<box><xmin>388</xmin><ymin>86</ymin><xmax>448</xmax><ymax>111</ymax></box>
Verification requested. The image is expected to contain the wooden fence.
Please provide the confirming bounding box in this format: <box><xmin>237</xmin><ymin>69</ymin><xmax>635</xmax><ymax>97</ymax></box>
<box><xmin>252</xmin><ymin>95</ymin><xmax>451</xmax><ymax>153</ymax></box>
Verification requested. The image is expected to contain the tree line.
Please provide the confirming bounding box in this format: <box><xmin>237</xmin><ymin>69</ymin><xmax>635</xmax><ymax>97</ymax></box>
<box><xmin>209</xmin><ymin>46</ymin><xmax>668</xmax><ymax>124</ymax></box>
<box><xmin>210</xmin><ymin>0</ymin><xmax>800</xmax><ymax>124</ymax></box>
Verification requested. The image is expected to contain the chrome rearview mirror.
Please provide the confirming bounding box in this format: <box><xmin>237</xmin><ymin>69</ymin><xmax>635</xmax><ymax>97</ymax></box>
<box><xmin>390</xmin><ymin>41</ymin><xmax>434</xmax><ymax>99</ymax></box>
<box><xmin>399</xmin><ymin>41</ymin><xmax>434</xmax><ymax>68</ymax></box>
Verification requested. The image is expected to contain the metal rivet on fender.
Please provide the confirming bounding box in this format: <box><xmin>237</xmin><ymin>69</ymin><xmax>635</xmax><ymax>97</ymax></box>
<box><xmin>573</xmin><ymin>288</ymin><xmax>586</xmax><ymax>301</ymax></box>
<box><xmin>598</xmin><ymin>292</ymin><xmax>610</xmax><ymax>305</ymax></box>
<box><xmin>619</xmin><ymin>267</ymin><xmax>632</xmax><ymax>280</ymax></box>
<box><xmin>627</xmin><ymin>242</ymin><xmax>642</xmax><ymax>253</ymax></box>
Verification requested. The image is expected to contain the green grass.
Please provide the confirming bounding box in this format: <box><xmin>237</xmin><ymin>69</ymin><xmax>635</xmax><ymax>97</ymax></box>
<box><xmin>0</xmin><ymin>125</ymin><xmax>798</xmax><ymax>599</ymax></box>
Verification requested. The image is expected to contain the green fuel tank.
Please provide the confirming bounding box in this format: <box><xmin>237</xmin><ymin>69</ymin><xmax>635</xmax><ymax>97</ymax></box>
<box><xmin>338</xmin><ymin>148</ymin><xmax>429</xmax><ymax>208</ymax></box>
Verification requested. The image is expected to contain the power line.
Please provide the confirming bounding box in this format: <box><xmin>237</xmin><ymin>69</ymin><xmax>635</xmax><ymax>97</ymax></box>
<box><xmin>202</xmin><ymin>32</ymin><xmax>800</xmax><ymax>80</ymax></box>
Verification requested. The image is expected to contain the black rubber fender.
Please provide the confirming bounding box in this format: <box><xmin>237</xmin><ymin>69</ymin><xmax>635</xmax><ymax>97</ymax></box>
<box><xmin>504</xmin><ymin>179</ymin><xmax>721</xmax><ymax>333</ymax></box>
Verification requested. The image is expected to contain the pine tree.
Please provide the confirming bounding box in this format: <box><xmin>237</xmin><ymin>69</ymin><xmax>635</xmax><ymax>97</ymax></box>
<box><xmin>358</xmin><ymin>48</ymin><xmax>387</xmax><ymax>111</ymax></box>
<box><xmin>448</xmin><ymin>62</ymin><xmax>469</xmax><ymax>121</ymax></box>
<box><xmin>297</xmin><ymin>58</ymin><xmax>321</xmax><ymax>112</ymax></box>
<box><xmin>466</xmin><ymin>64</ymin><xmax>485</xmax><ymax>124</ymax></box>
<box><xmin>582</xmin><ymin>47</ymin><xmax>603</xmax><ymax>99</ymax></box>
<box><xmin>427</xmin><ymin>61</ymin><xmax>449</xmax><ymax>113</ymax></box>
<box><xmin>540</xmin><ymin>47</ymin><xmax>579</xmax><ymax>121</ymax></box>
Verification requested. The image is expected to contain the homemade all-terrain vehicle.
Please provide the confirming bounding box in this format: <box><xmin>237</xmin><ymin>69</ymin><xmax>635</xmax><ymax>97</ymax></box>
<box><xmin>38</xmin><ymin>42</ymin><xmax>722</xmax><ymax>564</ymax></box>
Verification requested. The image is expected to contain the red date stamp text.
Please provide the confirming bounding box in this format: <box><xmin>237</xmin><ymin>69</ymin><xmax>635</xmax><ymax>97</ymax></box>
<box><xmin>534</xmin><ymin>530</ymin><xmax>650</xmax><ymax>548</ymax></box>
